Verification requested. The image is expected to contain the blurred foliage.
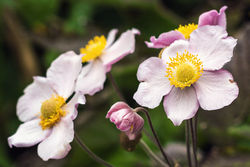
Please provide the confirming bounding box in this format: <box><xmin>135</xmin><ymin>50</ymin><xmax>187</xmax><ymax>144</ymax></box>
<box><xmin>0</xmin><ymin>0</ymin><xmax>250</xmax><ymax>166</ymax></box>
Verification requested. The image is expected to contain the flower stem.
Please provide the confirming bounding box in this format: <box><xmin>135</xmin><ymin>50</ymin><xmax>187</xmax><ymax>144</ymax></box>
<box><xmin>140</xmin><ymin>139</ymin><xmax>169</xmax><ymax>167</ymax></box>
<box><xmin>135</xmin><ymin>107</ymin><xmax>173</xmax><ymax>167</ymax></box>
<box><xmin>190</xmin><ymin>116</ymin><xmax>198</xmax><ymax>167</ymax></box>
<box><xmin>74</xmin><ymin>133</ymin><xmax>113</xmax><ymax>167</ymax></box>
<box><xmin>107</xmin><ymin>72</ymin><xmax>126</xmax><ymax>102</ymax></box>
<box><xmin>185</xmin><ymin>121</ymin><xmax>192</xmax><ymax>167</ymax></box>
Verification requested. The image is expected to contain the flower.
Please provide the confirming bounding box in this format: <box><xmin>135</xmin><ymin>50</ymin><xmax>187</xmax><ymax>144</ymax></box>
<box><xmin>75</xmin><ymin>28</ymin><xmax>140</xmax><ymax>96</ymax></box>
<box><xmin>8</xmin><ymin>51</ymin><xmax>85</xmax><ymax>161</ymax></box>
<box><xmin>145</xmin><ymin>6</ymin><xmax>227</xmax><ymax>49</ymax></box>
<box><xmin>106</xmin><ymin>102</ymin><xmax>144</xmax><ymax>140</ymax></box>
<box><xmin>133</xmin><ymin>25</ymin><xmax>238</xmax><ymax>126</ymax></box>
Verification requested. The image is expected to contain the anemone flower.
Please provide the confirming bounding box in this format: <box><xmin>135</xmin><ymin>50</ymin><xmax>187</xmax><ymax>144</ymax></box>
<box><xmin>8</xmin><ymin>51</ymin><xmax>85</xmax><ymax>161</ymax></box>
<box><xmin>145</xmin><ymin>6</ymin><xmax>227</xmax><ymax>49</ymax></box>
<box><xmin>75</xmin><ymin>28</ymin><xmax>140</xmax><ymax>96</ymax></box>
<box><xmin>106</xmin><ymin>102</ymin><xmax>144</xmax><ymax>140</ymax></box>
<box><xmin>134</xmin><ymin>25</ymin><xmax>238</xmax><ymax>126</ymax></box>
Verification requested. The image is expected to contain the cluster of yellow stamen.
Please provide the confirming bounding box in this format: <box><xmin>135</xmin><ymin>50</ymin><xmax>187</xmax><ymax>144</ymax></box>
<box><xmin>80</xmin><ymin>35</ymin><xmax>107</xmax><ymax>63</ymax></box>
<box><xmin>40</xmin><ymin>95</ymin><xmax>66</xmax><ymax>130</ymax></box>
<box><xmin>176</xmin><ymin>23</ymin><xmax>198</xmax><ymax>39</ymax></box>
<box><xmin>166</xmin><ymin>51</ymin><xmax>203</xmax><ymax>89</ymax></box>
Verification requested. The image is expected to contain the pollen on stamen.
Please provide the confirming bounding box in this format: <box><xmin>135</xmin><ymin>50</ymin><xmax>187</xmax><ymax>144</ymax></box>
<box><xmin>176</xmin><ymin>23</ymin><xmax>198</xmax><ymax>39</ymax></box>
<box><xmin>166</xmin><ymin>51</ymin><xmax>203</xmax><ymax>89</ymax></box>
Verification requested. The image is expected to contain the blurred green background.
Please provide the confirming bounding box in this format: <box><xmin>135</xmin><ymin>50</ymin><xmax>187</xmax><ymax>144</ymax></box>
<box><xmin>0</xmin><ymin>0</ymin><xmax>250</xmax><ymax>166</ymax></box>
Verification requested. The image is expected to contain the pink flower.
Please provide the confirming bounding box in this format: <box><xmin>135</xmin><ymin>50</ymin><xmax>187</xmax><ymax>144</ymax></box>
<box><xmin>106</xmin><ymin>102</ymin><xmax>144</xmax><ymax>140</ymax></box>
<box><xmin>134</xmin><ymin>25</ymin><xmax>238</xmax><ymax>126</ymax></box>
<box><xmin>145</xmin><ymin>6</ymin><xmax>227</xmax><ymax>48</ymax></box>
<box><xmin>8</xmin><ymin>51</ymin><xmax>85</xmax><ymax>161</ymax></box>
<box><xmin>75</xmin><ymin>28</ymin><xmax>140</xmax><ymax>96</ymax></box>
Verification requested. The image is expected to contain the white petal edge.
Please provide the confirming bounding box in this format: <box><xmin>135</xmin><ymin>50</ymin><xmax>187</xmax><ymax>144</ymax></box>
<box><xmin>105</xmin><ymin>29</ymin><xmax>118</xmax><ymax>49</ymax></box>
<box><xmin>17</xmin><ymin>76</ymin><xmax>54</xmax><ymax>122</ymax></box>
<box><xmin>46</xmin><ymin>51</ymin><xmax>82</xmax><ymax>98</ymax></box>
<box><xmin>8</xmin><ymin>119</ymin><xmax>51</xmax><ymax>148</ymax></box>
<box><xmin>193</xmin><ymin>70</ymin><xmax>239</xmax><ymax>110</ymax></box>
<box><xmin>189</xmin><ymin>25</ymin><xmax>237</xmax><ymax>70</ymax></box>
<box><xmin>163</xmin><ymin>87</ymin><xmax>199</xmax><ymax>126</ymax></box>
<box><xmin>37</xmin><ymin>118</ymin><xmax>74</xmax><ymax>161</ymax></box>
<box><xmin>75</xmin><ymin>59</ymin><xmax>106</xmax><ymax>96</ymax></box>
<box><xmin>133</xmin><ymin>57</ymin><xmax>173</xmax><ymax>109</ymax></box>
<box><xmin>101</xmin><ymin>28</ymin><xmax>140</xmax><ymax>72</ymax></box>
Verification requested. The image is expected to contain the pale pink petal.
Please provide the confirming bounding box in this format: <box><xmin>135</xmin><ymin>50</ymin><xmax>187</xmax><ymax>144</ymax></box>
<box><xmin>75</xmin><ymin>59</ymin><xmax>106</xmax><ymax>96</ymax></box>
<box><xmin>133</xmin><ymin>57</ymin><xmax>173</xmax><ymax>109</ymax></box>
<box><xmin>8</xmin><ymin>119</ymin><xmax>51</xmax><ymax>148</ymax></box>
<box><xmin>163</xmin><ymin>87</ymin><xmax>199</xmax><ymax>126</ymax></box>
<box><xmin>105</xmin><ymin>29</ymin><xmax>118</xmax><ymax>49</ymax></box>
<box><xmin>106</xmin><ymin>101</ymin><xmax>131</xmax><ymax>118</ymax></box>
<box><xmin>145</xmin><ymin>31</ymin><xmax>185</xmax><ymax>49</ymax></box>
<box><xmin>62</xmin><ymin>92</ymin><xmax>85</xmax><ymax>120</ymax></box>
<box><xmin>47</xmin><ymin>51</ymin><xmax>82</xmax><ymax>98</ymax></box>
<box><xmin>37</xmin><ymin>118</ymin><xmax>74</xmax><ymax>161</ymax></box>
<box><xmin>161</xmin><ymin>40</ymin><xmax>189</xmax><ymax>63</ymax></box>
<box><xmin>198</xmin><ymin>6</ymin><xmax>227</xmax><ymax>29</ymax></box>
<box><xmin>189</xmin><ymin>25</ymin><xmax>237</xmax><ymax>70</ymax></box>
<box><xmin>101</xmin><ymin>28</ymin><xmax>140</xmax><ymax>72</ymax></box>
<box><xmin>17</xmin><ymin>77</ymin><xmax>54</xmax><ymax>122</ymax></box>
<box><xmin>193</xmin><ymin>70</ymin><xmax>239</xmax><ymax>110</ymax></box>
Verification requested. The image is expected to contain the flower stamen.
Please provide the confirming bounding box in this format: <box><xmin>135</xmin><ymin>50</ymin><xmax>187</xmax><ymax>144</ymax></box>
<box><xmin>176</xmin><ymin>23</ymin><xmax>198</xmax><ymax>39</ymax></box>
<box><xmin>80</xmin><ymin>35</ymin><xmax>106</xmax><ymax>63</ymax></box>
<box><xmin>166</xmin><ymin>51</ymin><xmax>203</xmax><ymax>89</ymax></box>
<box><xmin>40</xmin><ymin>95</ymin><xmax>66</xmax><ymax>130</ymax></box>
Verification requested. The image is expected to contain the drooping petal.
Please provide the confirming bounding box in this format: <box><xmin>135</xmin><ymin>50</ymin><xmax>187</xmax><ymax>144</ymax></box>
<box><xmin>17</xmin><ymin>77</ymin><xmax>54</xmax><ymax>122</ymax></box>
<box><xmin>198</xmin><ymin>6</ymin><xmax>227</xmax><ymax>29</ymax></box>
<box><xmin>75</xmin><ymin>59</ymin><xmax>106</xmax><ymax>96</ymax></box>
<box><xmin>62</xmin><ymin>92</ymin><xmax>85</xmax><ymax>120</ymax></box>
<box><xmin>189</xmin><ymin>25</ymin><xmax>237</xmax><ymax>70</ymax></box>
<box><xmin>101</xmin><ymin>28</ymin><xmax>140</xmax><ymax>72</ymax></box>
<box><xmin>161</xmin><ymin>40</ymin><xmax>189</xmax><ymax>64</ymax></box>
<box><xmin>8</xmin><ymin>119</ymin><xmax>50</xmax><ymax>148</ymax></box>
<box><xmin>145</xmin><ymin>31</ymin><xmax>185</xmax><ymax>49</ymax></box>
<box><xmin>133</xmin><ymin>57</ymin><xmax>173</xmax><ymax>109</ymax></box>
<box><xmin>163</xmin><ymin>87</ymin><xmax>199</xmax><ymax>126</ymax></box>
<box><xmin>193</xmin><ymin>70</ymin><xmax>239</xmax><ymax>110</ymax></box>
<box><xmin>37</xmin><ymin>118</ymin><xmax>74</xmax><ymax>161</ymax></box>
<box><xmin>46</xmin><ymin>51</ymin><xmax>82</xmax><ymax>99</ymax></box>
<box><xmin>105</xmin><ymin>29</ymin><xmax>118</xmax><ymax>49</ymax></box>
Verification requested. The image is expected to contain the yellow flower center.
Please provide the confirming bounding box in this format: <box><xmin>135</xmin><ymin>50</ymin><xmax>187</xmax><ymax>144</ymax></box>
<box><xmin>80</xmin><ymin>35</ymin><xmax>107</xmax><ymax>63</ymax></box>
<box><xmin>176</xmin><ymin>23</ymin><xmax>198</xmax><ymax>39</ymax></box>
<box><xmin>40</xmin><ymin>95</ymin><xmax>66</xmax><ymax>130</ymax></box>
<box><xmin>166</xmin><ymin>51</ymin><xmax>203</xmax><ymax>89</ymax></box>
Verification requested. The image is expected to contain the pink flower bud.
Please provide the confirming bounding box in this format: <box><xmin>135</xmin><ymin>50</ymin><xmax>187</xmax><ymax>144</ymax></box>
<box><xmin>106</xmin><ymin>102</ymin><xmax>144</xmax><ymax>140</ymax></box>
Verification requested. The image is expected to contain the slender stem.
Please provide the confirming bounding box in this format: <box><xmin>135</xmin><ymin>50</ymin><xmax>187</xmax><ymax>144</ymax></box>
<box><xmin>190</xmin><ymin>117</ymin><xmax>198</xmax><ymax>167</ymax></box>
<box><xmin>135</xmin><ymin>107</ymin><xmax>173</xmax><ymax>167</ymax></box>
<box><xmin>74</xmin><ymin>133</ymin><xmax>113</xmax><ymax>167</ymax></box>
<box><xmin>185</xmin><ymin>121</ymin><xmax>192</xmax><ymax>167</ymax></box>
<box><xmin>140</xmin><ymin>140</ymin><xmax>169</xmax><ymax>167</ymax></box>
<box><xmin>107</xmin><ymin>72</ymin><xmax>126</xmax><ymax>102</ymax></box>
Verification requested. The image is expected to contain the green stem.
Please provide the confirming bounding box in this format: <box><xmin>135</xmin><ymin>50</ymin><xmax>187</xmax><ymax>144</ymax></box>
<box><xmin>185</xmin><ymin>121</ymin><xmax>192</xmax><ymax>167</ymax></box>
<box><xmin>107</xmin><ymin>72</ymin><xmax>126</xmax><ymax>102</ymax></box>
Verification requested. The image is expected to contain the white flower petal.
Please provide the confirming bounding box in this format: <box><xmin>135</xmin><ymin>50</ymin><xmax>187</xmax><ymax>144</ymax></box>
<box><xmin>37</xmin><ymin>118</ymin><xmax>74</xmax><ymax>161</ymax></box>
<box><xmin>17</xmin><ymin>77</ymin><xmax>54</xmax><ymax>122</ymax></box>
<box><xmin>75</xmin><ymin>59</ymin><xmax>106</xmax><ymax>96</ymax></box>
<box><xmin>190</xmin><ymin>25</ymin><xmax>237</xmax><ymax>70</ymax></box>
<box><xmin>193</xmin><ymin>70</ymin><xmax>239</xmax><ymax>110</ymax></box>
<box><xmin>161</xmin><ymin>40</ymin><xmax>189</xmax><ymax>63</ymax></box>
<box><xmin>133</xmin><ymin>57</ymin><xmax>173</xmax><ymax>108</ymax></box>
<box><xmin>47</xmin><ymin>51</ymin><xmax>82</xmax><ymax>98</ymax></box>
<box><xmin>8</xmin><ymin>119</ymin><xmax>50</xmax><ymax>148</ymax></box>
<box><xmin>163</xmin><ymin>87</ymin><xmax>199</xmax><ymax>126</ymax></box>
<box><xmin>105</xmin><ymin>29</ymin><xmax>118</xmax><ymax>49</ymax></box>
<box><xmin>101</xmin><ymin>28</ymin><xmax>140</xmax><ymax>72</ymax></box>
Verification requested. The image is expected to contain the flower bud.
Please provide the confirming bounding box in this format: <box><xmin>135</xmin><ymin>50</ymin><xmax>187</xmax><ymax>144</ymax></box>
<box><xmin>106</xmin><ymin>102</ymin><xmax>144</xmax><ymax>140</ymax></box>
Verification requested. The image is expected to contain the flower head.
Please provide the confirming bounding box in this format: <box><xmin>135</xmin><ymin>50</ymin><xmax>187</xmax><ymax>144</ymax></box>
<box><xmin>106</xmin><ymin>102</ymin><xmax>144</xmax><ymax>140</ymax></box>
<box><xmin>8</xmin><ymin>51</ymin><xmax>85</xmax><ymax>161</ymax></box>
<box><xmin>75</xmin><ymin>28</ymin><xmax>140</xmax><ymax>96</ymax></box>
<box><xmin>145</xmin><ymin>6</ymin><xmax>227</xmax><ymax>48</ymax></box>
<box><xmin>134</xmin><ymin>25</ymin><xmax>238</xmax><ymax>126</ymax></box>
